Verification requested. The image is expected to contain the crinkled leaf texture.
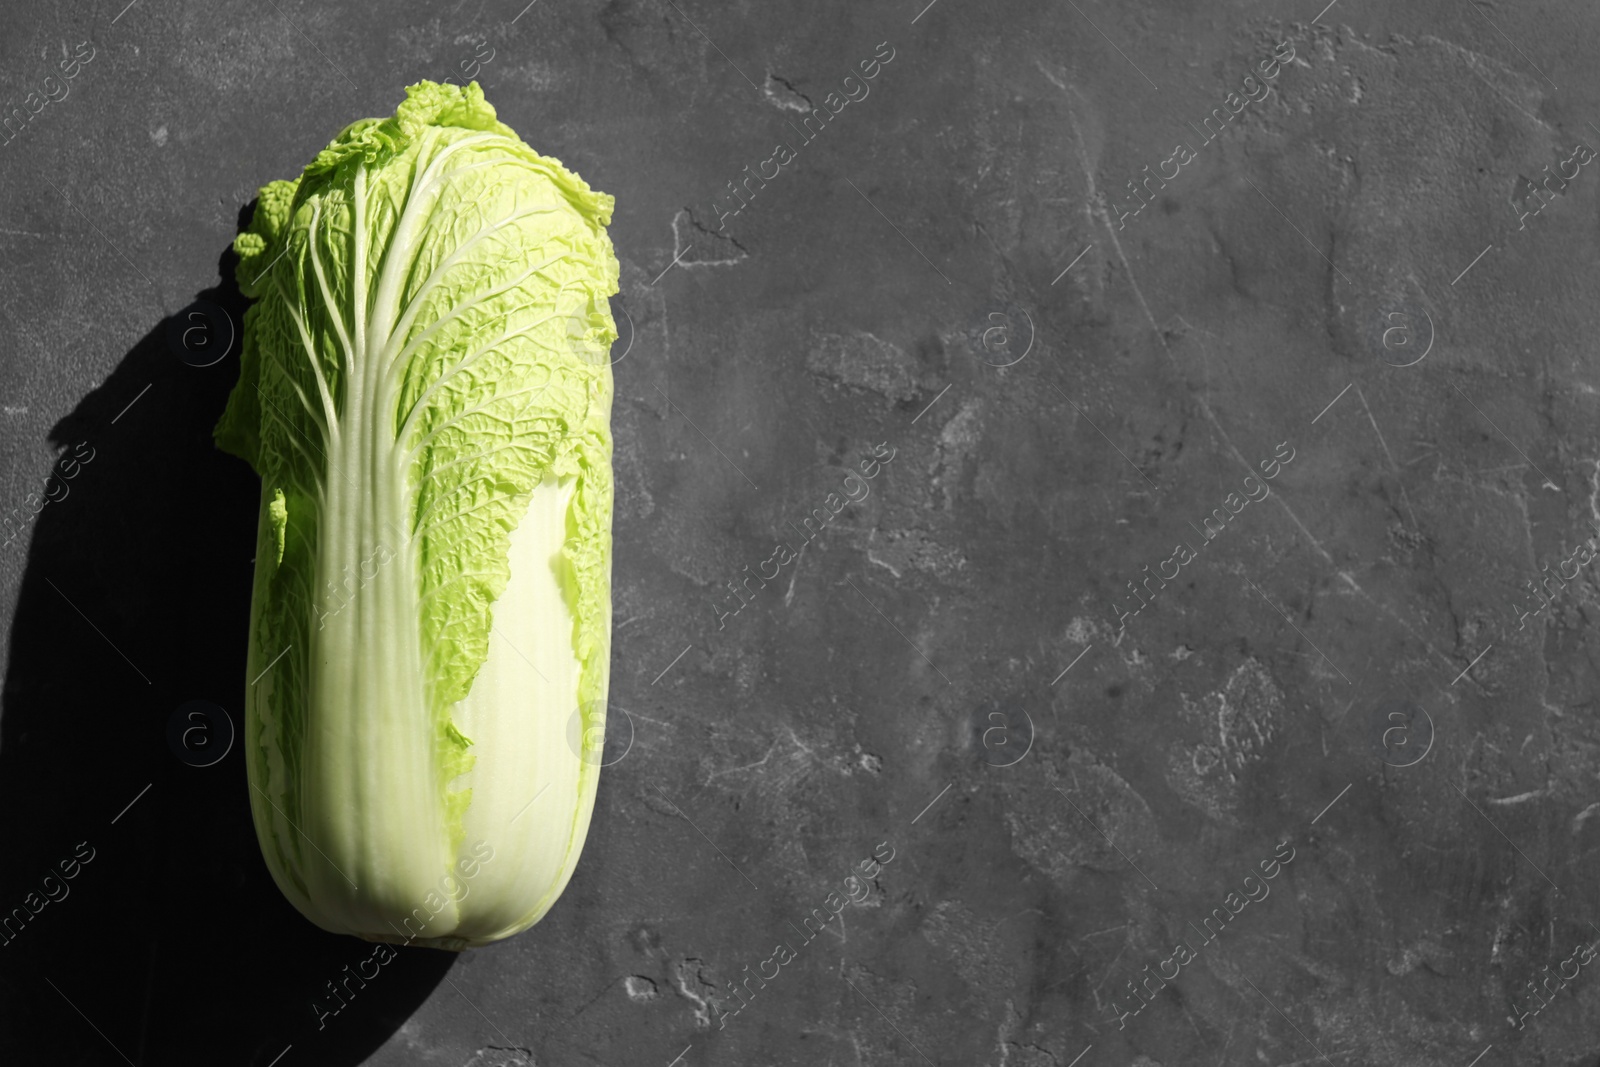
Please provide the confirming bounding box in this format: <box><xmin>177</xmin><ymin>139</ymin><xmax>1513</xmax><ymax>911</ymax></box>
<box><xmin>217</xmin><ymin>81</ymin><xmax>618</xmax><ymax>949</ymax></box>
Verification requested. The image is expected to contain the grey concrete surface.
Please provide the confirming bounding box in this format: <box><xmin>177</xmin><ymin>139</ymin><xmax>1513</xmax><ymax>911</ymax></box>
<box><xmin>3</xmin><ymin>0</ymin><xmax>1600</xmax><ymax>1064</ymax></box>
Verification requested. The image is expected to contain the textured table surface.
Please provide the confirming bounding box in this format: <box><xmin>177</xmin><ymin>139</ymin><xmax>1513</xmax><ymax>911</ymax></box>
<box><xmin>3</xmin><ymin>0</ymin><xmax>1600</xmax><ymax>1064</ymax></box>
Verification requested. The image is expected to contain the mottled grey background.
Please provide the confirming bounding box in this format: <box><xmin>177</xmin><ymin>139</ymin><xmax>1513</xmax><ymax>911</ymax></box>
<box><xmin>3</xmin><ymin>0</ymin><xmax>1600</xmax><ymax>1064</ymax></box>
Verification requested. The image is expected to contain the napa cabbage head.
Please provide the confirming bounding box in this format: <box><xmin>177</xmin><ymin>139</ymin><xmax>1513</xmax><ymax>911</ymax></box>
<box><xmin>216</xmin><ymin>81</ymin><xmax>619</xmax><ymax>949</ymax></box>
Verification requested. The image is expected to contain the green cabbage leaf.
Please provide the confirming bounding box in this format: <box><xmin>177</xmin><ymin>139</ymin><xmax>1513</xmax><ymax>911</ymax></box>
<box><xmin>217</xmin><ymin>80</ymin><xmax>618</xmax><ymax>948</ymax></box>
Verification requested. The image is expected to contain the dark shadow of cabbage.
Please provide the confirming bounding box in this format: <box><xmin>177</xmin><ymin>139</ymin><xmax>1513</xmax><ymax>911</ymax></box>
<box><xmin>0</xmin><ymin>203</ymin><xmax>457</xmax><ymax>1066</ymax></box>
